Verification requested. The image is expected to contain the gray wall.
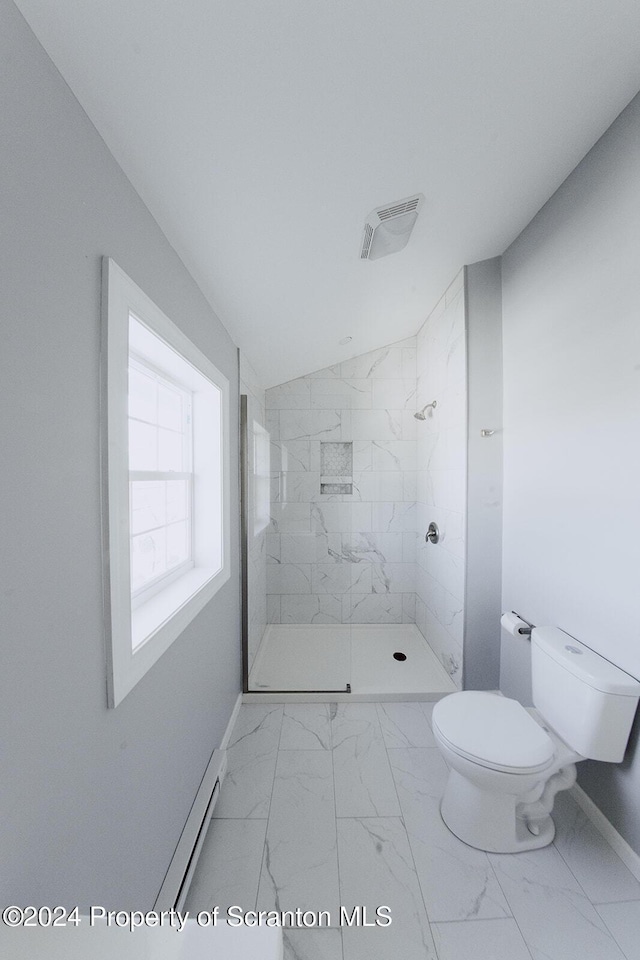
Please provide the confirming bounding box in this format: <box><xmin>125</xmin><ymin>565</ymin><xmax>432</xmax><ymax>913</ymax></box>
<box><xmin>500</xmin><ymin>92</ymin><xmax>640</xmax><ymax>852</ymax></box>
<box><xmin>0</xmin><ymin>1</ymin><xmax>241</xmax><ymax>907</ymax></box>
<box><xmin>464</xmin><ymin>259</ymin><xmax>503</xmax><ymax>691</ymax></box>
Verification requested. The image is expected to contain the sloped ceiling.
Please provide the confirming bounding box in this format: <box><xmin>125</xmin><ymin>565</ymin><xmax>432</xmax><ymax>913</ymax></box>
<box><xmin>13</xmin><ymin>0</ymin><xmax>640</xmax><ymax>386</ymax></box>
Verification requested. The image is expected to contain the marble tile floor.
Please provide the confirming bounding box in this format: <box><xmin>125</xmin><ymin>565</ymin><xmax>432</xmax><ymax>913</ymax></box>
<box><xmin>186</xmin><ymin>702</ymin><xmax>640</xmax><ymax>960</ymax></box>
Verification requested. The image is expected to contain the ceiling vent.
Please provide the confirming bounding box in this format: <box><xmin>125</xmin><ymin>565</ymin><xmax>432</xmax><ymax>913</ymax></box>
<box><xmin>360</xmin><ymin>193</ymin><xmax>424</xmax><ymax>260</ymax></box>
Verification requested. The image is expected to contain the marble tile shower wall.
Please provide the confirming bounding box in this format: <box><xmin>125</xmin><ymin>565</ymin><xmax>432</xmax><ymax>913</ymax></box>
<box><xmin>265</xmin><ymin>338</ymin><xmax>418</xmax><ymax>625</ymax></box>
<box><xmin>415</xmin><ymin>270</ymin><xmax>467</xmax><ymax>687</ymax></box>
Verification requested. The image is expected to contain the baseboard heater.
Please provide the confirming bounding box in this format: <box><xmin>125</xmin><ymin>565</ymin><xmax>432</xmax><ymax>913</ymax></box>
<box><xmin>154</xmin><ymin>747</ymin><xmax>227</xmax><ymax>912</ymax></box>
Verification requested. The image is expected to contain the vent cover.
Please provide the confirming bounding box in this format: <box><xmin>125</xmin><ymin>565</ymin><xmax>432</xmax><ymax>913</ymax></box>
<box><xmin>360</xmin><ymin>193</ymin><xmax>424</xmax><ymax>260</ymax></box>
<box><xmin>360</xmin><ymin>222</ymin><xmax>374</xmax><ymax>260</ymax></box>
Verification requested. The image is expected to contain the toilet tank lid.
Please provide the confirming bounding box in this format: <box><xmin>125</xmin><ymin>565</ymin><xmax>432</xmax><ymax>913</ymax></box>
<box><xmin>532</xmin><ymin>627</ymin><xmax>640</xmax><ymax>697</ymax></box>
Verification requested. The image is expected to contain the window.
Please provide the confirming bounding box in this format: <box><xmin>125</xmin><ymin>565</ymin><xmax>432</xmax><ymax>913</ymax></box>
<box><xmin>129</xmin><ymin>353</ymin><xmax>193</xmax><ymax>605</ymax></box>
<box><xmin>253</xmin><ymin>421</ymin><xmax>271</xmax><ymax>536</ymax></box>
<box><xmin>103</xmin><ymin>259</ymin><xmax>230</xmax><ymax>706</ymax></box>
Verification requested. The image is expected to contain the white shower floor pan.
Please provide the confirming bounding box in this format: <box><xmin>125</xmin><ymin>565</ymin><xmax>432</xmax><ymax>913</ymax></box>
<box><xmin>246</xmin><ymin>623</ymin><xmax>456</xmax><ymax>702</ymax></box>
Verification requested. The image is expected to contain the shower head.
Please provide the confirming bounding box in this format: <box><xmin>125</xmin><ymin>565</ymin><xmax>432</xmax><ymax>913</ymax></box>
<box><xmin>414</xmin><ymin>401</ymin><xmax>437</xmax><ymax>420</ymax></box>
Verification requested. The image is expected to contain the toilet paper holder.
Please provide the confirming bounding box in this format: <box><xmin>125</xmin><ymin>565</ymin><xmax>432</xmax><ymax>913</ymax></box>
<box><xmin>502</xmin><ymin>611</ymin><xmax>534</xmax><ymax>638</ymax></box>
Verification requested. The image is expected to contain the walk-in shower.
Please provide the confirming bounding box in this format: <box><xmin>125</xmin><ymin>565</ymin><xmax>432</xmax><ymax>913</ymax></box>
<box><xmin>240</xmin><ymin>270</ymin><xmax>468</xmax><ymax>699</ymax></box>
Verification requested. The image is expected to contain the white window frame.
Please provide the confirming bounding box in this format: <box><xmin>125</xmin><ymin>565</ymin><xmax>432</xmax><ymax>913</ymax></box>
<box><xmin>102</xmin><ymin>258</ymin><xmax>231</xmax><ymax>707</ymax></box>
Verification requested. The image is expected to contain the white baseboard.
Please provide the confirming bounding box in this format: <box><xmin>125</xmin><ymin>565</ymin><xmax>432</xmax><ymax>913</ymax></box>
<box><xmin>221</xmin><ymin>692</ymin><xmax>243</xmax><ymax>749</ymax></box>
<box><xmin>571</xmin><ymin>784</ymin><xmax>640</xmax><ymax>881</ymax></box>
<box><xmin>154</xmin><ymin>691</ymin><xmax>243</xmax><ymax>910</ymax></box>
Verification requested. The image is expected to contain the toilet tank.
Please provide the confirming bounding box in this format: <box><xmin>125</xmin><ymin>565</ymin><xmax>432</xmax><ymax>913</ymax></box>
<box><xmin>531</xmin><ymin>627</ymin><xmax>640</xmax><ymax>762</ymax></box>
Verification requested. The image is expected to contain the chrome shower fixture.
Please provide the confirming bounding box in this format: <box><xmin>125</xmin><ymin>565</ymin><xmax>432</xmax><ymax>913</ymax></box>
<box><xmin>414</xmin><ymin>401</ymin><xmax>437</xmax><ymax>420</ymax></box>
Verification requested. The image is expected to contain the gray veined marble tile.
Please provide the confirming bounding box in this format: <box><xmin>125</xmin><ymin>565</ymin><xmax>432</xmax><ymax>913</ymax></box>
<box><xmin>371</xmin><ymin>379</ymin><xmax>417</xmax><ymax>411</ymax></box>
<box><xmin>337</xmin><ymin>817</ymin><xmax>437</xmax><ymax>960</ymax></box>
<box><xmin>340</xmin><ymin>344</ymin><xmax>404</xmax><ymax>380</ymax></box>
<box><xmin>266</xmin><ymin>533</ymin><xmax>281</xmax><ymax>563</ymax></box>
<box><xmin>273</xmin><ymin>472</ymin><xmax>320</xmax><ymax>503</ymax></box>
<box><xmin>271</xmin><ymin>440</ymin><xmax>312</xmax><ymax>472</ymax></box>
<box><xmin>283</xmin><ymin>928</ymin><xmax>344</xmax><ymax>960</ymax></box>
<box><xmin>280</xmin><ymin>409</ymin><xmax>342</xmax><ymax>441</ymax></box>
<box><xmin>280</xmin><ymin>704</ymin><xmax>332</xmax><ymax>750</ymax></box>
<box><xmin>266</xmin><ymin>595</ymin><xmax>281</xmax><ymax>623</ymax></box>
<box><xmin>270</xmin><ymin>503</ymin><xmax>312</xmax><ymax>533</ymax></box>
<box><xmin>266</xmin><ymin>563</ymin><xmax>312</xmax><ymax>595</ymax></box>
<box><xmin>307</xmin><ymin>363</ymin><xmax>342</xmax><ymax>379</ymax></box>
<box><xmin>388</xmin><ymin>748</ymin><xmax>511</xmax><ymax>922</ymax></box>
<box><xmin>342</xmin><ymin>593</ymin><xmax>403</xmax><ymax>624</ymax></box>
<box><xmin>432</xmin><ymin>918</ymin><xmax>533</xmax><ymax>960</ymax></box>
<box><xmin>371</xmin><ymin>502</ymin><xmax>416</xmax><ymax>533</ymax></box>
<box><xmin>341</xmin><ymin>531</ymin><xmax>404</xmax><ymax>563</ymax></box>
<box><xmin>280</xmin><ymin>533</ymin><xmax>318</xmax><ymax>565</ymax></box>
<box><xmin>213</xmin><ymin>705</ymin><xmax>282</xmax><ymax>819</ymax></box>
<box><xmin>488</xmin><ymin>844</ymin><xmax>626</xmax><ymax>960</ymax></box>
<box><xmin>185</xmin><ymin>818</ymin><xmax>267</xmax><ymax>915</ymax></box>
<box><xmin>552</xmin><ymin>791</ymin><xmax>640</xmax><ymax>904</ymax></box>
<box><xmin>596</xmin><ymin>901</ymin><xmax>640</xmax><ymax>960</ymax></box>
<box><xmin>309</xmin><ymin>378</ymin><xmax>372</xmax><ymax>410</ymax></box>
<box><xmin>371</xmin><ymin>439</ymin><xmax>417</xmax><ymax>472</ymax></box>
<box><xmin>370</xmin><ymin>562</ymin><xmax>415</xmax><ymax>594</ymax></box>
<box><xmin>348</xmin><ymin>409</ymin><xmax>402</xmax><ymax>442</ymax></box>
<box><xmin>331</xmin><ymin>704</ymin><xmax>401</xmax><ymax>817</ymax></box>
<box><xmin>227</xmin><ymin>704</ymin><xmax>284</xmax><ymax>749</ymax></box>
<box><xmin>352</xmin><ymin>440</ymin><xmax>372</xmax><ymax>472</ymax></box>
<box><xmin>351</xmin><ymin>470</ymin><xmax>404</xmax><ymax>502</ymax></box>
<box><xmin>256</xmin><ymin>751</ymin><xmax>340</xmax><ymax>922</ymax></box>
<box><xmin>266</xmin><ymin>379</ymin><xmax>311</xmax><ymax>410</ymax></box>
<box><xmin>311</xmin><ymin>564</ymin><xmax>353</xmax><ymax>595</ymax></box>
<box><xmin>402</xmin><ymin>593</ymin><xmax>416</xmax><ymax>623</ymax></box>
<box><xmin>279</xmin><ymin>594</ymin><xmax>343</xmax><ymax>624</ymax></box>
<box><xmin>376</xmin><ymin>703</ymin><xmax>436</xmax><ymax>748</ymax></box>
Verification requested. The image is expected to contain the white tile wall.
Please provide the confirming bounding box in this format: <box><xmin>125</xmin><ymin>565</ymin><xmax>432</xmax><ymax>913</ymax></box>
<box><xmin>266</xmin><ymin>338</ymin><xmax>418</xmax><ymax>625</ymax></box>
<box><xmin>415</xmin><ymin>271</ymin><xmax>467</xmax><ymax>688</ymax></box>
<box><xmin>263</xmin><ymin>295</ymin><xmax>466</xmax><ymax>656</ymax></box>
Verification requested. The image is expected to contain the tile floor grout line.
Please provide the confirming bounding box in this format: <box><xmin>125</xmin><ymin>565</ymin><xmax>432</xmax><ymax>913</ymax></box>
<box><xmin>328</xmin><ymin>702</ymin><xmax>346</xmax><ymax>958</ymax></box>
<box><xmin>593</xmin><ymin>906</ymin><xmax>636</xmax><ymax>960</ymax></box>
<box><xmin>484</xmin><ymin>855</ymin><xmax>546</xmax><ymax>960</ymax></box>
<box><xmin>552</xmin><ymin>834</ymin><xmax>608</xmax><ymax>908</ymax></box>
<box><xmin>380</xmin><ymin>706</ymin><xmax>441</xmax><ymax>952</ymax></box>
<box><xmin>592</xmin><ymin>898</ymin><xmax>640</xmax><ymax>907</ymax></box>
<box><xmin>551</xmin><ymin>810</ymin><xmax>640</xmax><ymax>908</ymax></box>
<box><xmin>253</xmin><ymin>704</ymin><xmax>285</xmax><ymax>913</ymax></box>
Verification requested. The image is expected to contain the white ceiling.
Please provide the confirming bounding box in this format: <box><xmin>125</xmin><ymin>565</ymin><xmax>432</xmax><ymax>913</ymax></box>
<box><xmin>14</xmin><ymin>0</ymin><xmax>640</xmax><ymax>387</ymax></box>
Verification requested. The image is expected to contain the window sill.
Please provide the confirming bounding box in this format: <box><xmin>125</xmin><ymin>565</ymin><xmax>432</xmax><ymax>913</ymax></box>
<box><xmin>132</xmin><ymin>565</ymin><xmax>223</xmax><ymax>654</ymax></box>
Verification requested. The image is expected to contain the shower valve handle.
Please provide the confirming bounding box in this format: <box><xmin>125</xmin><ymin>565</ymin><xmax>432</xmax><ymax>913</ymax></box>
<box><xmin>425</xmin><ymin>522</ymin><xmax>439</xmax><ymax>544</ymax></box>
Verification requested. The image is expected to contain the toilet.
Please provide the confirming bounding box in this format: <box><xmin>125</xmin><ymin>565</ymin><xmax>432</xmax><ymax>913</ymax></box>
<box><xmin>431</xmin><ymin>626</ymin><xmax>640</xmax><ymax>853</ymax></box>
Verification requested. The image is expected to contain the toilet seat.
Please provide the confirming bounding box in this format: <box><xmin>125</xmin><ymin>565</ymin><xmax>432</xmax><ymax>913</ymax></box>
<box><xmin>432</xmin><ymin>692</ymin><xmax>555</xmax><ymax>775</ymax></box>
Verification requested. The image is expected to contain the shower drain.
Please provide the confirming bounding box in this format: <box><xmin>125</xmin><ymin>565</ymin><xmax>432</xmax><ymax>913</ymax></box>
<box><xmin>393</xmin><ymin>652</ymin><xmax>407</xmax><ymax>662</ymax></box>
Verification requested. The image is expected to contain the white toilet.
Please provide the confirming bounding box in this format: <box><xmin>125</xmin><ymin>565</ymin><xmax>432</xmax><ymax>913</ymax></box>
<box><xmin>431</xmin><ymin>626</ymin><xmax>640</xmax><ymax>853</ymax></box>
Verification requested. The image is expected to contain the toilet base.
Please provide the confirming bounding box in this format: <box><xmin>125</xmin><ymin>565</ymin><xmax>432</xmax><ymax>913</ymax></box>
<box><xmin>440</xmin><ymin>768</ymin><xmax>556</xmax><ymax>853</ymax></box>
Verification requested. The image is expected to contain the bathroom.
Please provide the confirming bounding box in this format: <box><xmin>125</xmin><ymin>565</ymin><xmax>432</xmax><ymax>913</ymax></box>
<box><xmin>3</xmin><ymin>2</ymin><xmax>640</xmax><ymax>959</ymax></box>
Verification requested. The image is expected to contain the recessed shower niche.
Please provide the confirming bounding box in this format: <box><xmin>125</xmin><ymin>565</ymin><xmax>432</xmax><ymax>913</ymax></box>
<box><xmin>320</xmin><ymin>441</ymin><xmax>352</xmax><ymax>495</ymax></box>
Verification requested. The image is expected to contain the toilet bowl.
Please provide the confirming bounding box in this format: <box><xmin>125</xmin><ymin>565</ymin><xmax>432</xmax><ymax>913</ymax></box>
<box><xmin>431</xmin><ymin>626</ymin><xmax>640</xmax><ymax>854</ymax></box>
<box><xmin>432</xmin><ymin>691</ymin><xmax>579</xmax><ymax>852</ymax></box>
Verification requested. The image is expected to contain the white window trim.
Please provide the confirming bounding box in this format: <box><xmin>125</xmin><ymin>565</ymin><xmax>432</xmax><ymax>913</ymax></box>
<box><xmin>101</xmin><ymin>258</ymin><xmax>231</xmax><ymax>707</ymax></box>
